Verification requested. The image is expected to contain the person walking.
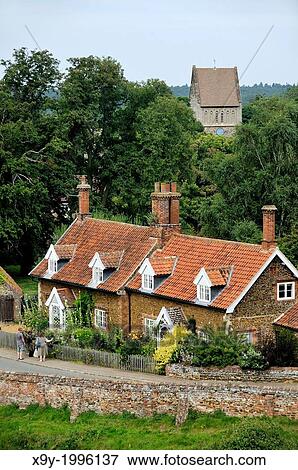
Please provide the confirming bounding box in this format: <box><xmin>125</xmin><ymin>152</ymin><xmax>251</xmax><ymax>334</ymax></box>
<box><xmin>36</xmin><ymin>333</ymin><xmax>53</xmax><ymax>362</ymax></box>
<box><xmin>16</xmin><ymin>327</ymin><xmax>25</xmax><ymax>360</ymax></box>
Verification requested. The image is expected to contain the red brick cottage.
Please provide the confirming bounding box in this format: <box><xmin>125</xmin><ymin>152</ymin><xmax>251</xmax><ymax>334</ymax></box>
<box><xmin>30</xmin><ymin>178</ymin><xmax>298</xmax><ymax>342</ymax></box>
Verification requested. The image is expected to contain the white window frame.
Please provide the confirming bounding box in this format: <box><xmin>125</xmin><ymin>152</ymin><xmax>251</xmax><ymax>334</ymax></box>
<box><xmin>142</xmin><ymin>273</ymin><xmax>154</xmax><ymax>291</ymax></box>
<box><xmin>144</xmin><ymin>318</ymin><xmax>155</xmax><ymax>337</ymax></box>
<box><xmin>277</xmin><ymin>281</ymin><xmax>295</xmax><ymax>300</ymax></box>
<box><xmin>48</xmin><ymin>257</ymin><xmax>58</xmax><ymax>274</ymax></box>
<box><xmin>49</xmin><ymin>303</ymin><xmax>65</xmax><ymax>329</ymax></box>
<box><xmin>198</xmin><ymin>284</ymin><xmax>211</xmax><ymax>302</ymax></box>
<box><xmin>94</xmin><ymin>308</ymin><xmax>107</xmax><ymax>330</ymax></box>
<box><xmin>197</xmin><ymin>330</ymin><xmax>209</xmax><ymax>342</ymax></box>
<box><xmin>239</xmin><ymin>331</ymin><xmax>254</xmax><ymax>344</ymax></box>
<box><xmin>45</xmin><ymin>287</ymin><xmax>65</xmax><ymax>329</ymax></box>
<box><xmin>93</xmin><ymin>266</ymin><xmax>104</xmax><ymax>285</ymax></box>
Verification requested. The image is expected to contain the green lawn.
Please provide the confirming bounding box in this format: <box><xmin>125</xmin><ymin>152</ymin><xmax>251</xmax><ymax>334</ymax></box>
<box><xmin>4</xmin><ymin>265</ymin><xmax>38</xmax><ymax>297</ymax></box>
<box><xmin>0</xmin><ymin>405</ymin><xmax>297</xmax><ymax>450</ymax></box>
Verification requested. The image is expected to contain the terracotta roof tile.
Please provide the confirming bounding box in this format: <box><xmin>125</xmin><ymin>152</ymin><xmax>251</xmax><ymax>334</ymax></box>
<box><xmin>128</xmin><ymin>234</ymin><xmax>272</xmax><ymax>310</ymax></box>
<box><xmin>150</xmin><ymin>256</ymin><xmax>177</xmax><ymax>275</ymax></box>
<box><xmin>57</xmin><ymin>287</ymin><xmax>76</xmax><ymax>306</ymax></box>
<box><xmin>273</xmin><ymin>304</ymin><xmax>298</xmax><ymax>331</ymax></box>
<box><xmin>206</xmin><ymin>267</ymin><xmax>230</xmax><ymax>286</ymax></box>
<box><xmin>192</xmin><ymin>67</ymin><xmax>241</xmax><ymax>107</ymax></box>
<box><xmin>30</xmin><ymin>218</ymin><xmax>158</xmax><ymax>293</ymax></box>
<box><xmin>99</xmin><ymin>251</ymin><xmax>123</xmax><ymax>268</ymax></box>
<box><xmin>55</xmin><ymin>244</ymin><xmax>76</xmax><ymax>259</ymax></box>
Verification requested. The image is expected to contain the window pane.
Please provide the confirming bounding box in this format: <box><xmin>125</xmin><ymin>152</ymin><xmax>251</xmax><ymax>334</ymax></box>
<box><xmin>278</xmin><ymin>284</ymin><xmax>285</xmax><ymax>298</ymax></box>
<box><xmin>144</xmin><ymin>318</ymin><xmax>154</xmax><ymax>336</ymax></box>
<box><xmin>94</xmin><ymin>309</ymin><xmax>107</xmax><ymax>329</ymax></box>
<box><xmin>286</xmin><ymin>283</ymin><xmax>293</xmax><ymax>297</ymax></box>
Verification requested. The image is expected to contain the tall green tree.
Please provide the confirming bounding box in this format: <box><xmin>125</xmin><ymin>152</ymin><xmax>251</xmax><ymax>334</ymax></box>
<box><xmin>0</xmin><ymin>48</ymin><xmax>75</xmax><ymax>272</ymax></box>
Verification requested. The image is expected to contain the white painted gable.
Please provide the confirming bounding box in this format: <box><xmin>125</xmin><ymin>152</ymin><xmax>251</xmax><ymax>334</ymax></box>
<box><xmin>194</xmin><ymin>267</ymin><xmax>212</xmax><ymax>287</ymax></box>
<box><xmin>45</xmin><ymin>287</ymin><xmax>65</xmax><ymax>310</ymax></box>
<box><xmin>138</xmin><ymin>258</ymin><xmax>156</xmax><ymax>276</ymax></box>
<box><xmin>88</xmin><ymin>252</ymin><xmax>105</xmax><ymax>271</ymax></box>
<box><xmin>45</xmin><ymin>244</ymin><xmax>59</xmax><ymax>261</ymax></box>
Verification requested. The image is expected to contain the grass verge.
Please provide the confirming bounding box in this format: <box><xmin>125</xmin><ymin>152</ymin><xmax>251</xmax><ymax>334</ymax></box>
<box><xmin>0</xmin><ymin>405</ymin><xmax>297</xmax><ymax>450</ymax></box>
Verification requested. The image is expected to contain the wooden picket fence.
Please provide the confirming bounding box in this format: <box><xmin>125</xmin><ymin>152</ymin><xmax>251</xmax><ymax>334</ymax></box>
<box><xmin>54</xmin><ymin>345</ymin><xmax>157</xmax><ymax>374</ymax></box>
<box><xmin>0</xmin><ymin>331</ymin><xmax>157</xmax><ymax>374</ymax></box>
<box><xmin>0</xmin><ymin>331</ymin><xmax>16</xmax><ymax>349</ymax></box>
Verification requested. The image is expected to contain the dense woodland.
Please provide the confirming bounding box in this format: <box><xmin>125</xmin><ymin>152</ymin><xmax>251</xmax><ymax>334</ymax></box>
<box><xmin>0</xmin><ymin>48</ymin><xmax>297</xmax><ymax>274</ymax></box>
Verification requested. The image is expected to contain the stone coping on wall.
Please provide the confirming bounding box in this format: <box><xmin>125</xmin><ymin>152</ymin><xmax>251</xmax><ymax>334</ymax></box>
<box><xmin>165</xmin><ymin>364</ymin><xmax>298</xmax><ymax>383</ymax></box>
<box><xmin>0</xmin><ymin>371</ymin><xmax>298</xmax><ymax>421</ymax></box>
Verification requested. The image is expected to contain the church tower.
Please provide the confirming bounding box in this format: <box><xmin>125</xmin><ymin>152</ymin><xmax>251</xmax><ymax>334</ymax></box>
<box><xmin>190</xmin><ymin>66</ymin><xmax>242</xmax><ymax>136</ymax></box>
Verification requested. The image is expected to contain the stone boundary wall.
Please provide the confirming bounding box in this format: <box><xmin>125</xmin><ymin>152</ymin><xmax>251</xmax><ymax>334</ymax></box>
<box><xmin>0</xmin><ymin>372</ymin><xmax>297</xmax><ymax>420</ymax></box>
<box><xmin>166</xmin><ymin>364</ymin><xmax>298</xmax><ymax>383</ymax></box>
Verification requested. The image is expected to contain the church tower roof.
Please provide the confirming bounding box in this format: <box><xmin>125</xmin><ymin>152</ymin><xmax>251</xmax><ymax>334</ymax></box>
<box><xmin>190</xmin><ymin>66</ymin><xmax>241</xmax><ymax>107</ymax></box>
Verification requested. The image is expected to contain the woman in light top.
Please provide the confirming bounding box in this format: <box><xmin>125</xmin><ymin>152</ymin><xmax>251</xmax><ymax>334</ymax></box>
<box><xmin>35</xmin><ymin>333</ymin><xmax>53</xmax><ymax>362</ymax></box>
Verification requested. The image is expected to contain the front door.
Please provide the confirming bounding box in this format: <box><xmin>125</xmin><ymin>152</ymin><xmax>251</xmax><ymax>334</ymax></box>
<box><xmin>0</xmin><ymin>297</ymin><xmax>14</xmax><ymax>322</ymax></box>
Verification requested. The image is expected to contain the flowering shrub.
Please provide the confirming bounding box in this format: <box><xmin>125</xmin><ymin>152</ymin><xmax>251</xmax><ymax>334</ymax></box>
<box><xmin>238</xmin><ymin>346</ymin><xmax>268</xmax><ymax>370</ymax></box>
<box><xmin>154</xmin><ymin>343</ymin><xmax>177</xmax><ymax>373</ymax></box>
<box><xmin>154</xmin><ymin>326</ymin><xmax>189</xmax><ymax>373</ymax></box>
<box><xmin>22</xmin><ymin>299</ymin><xmax>48</xmax><ymax>332</ymax></box>
<box><xmin>174</xmin><ymin>326</ymin><xmax>267</xmax><ymax>370</ymax></box>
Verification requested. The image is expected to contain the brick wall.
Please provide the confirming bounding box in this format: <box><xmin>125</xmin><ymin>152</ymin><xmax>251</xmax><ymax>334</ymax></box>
<box><xmin>233</xmin><ymin>258</ymin><xmax>297</xmax><ymax>336</ymax></box>
<box><xmin>0</xmin><ymin>372</ymin><xmax>297</xmax><ymax>420</ymax></box>
<box><xmin>166</xmin><ymin>364</ymin><xmax>298</xmax><ymax>383</ymax></box>
<box><xmin>129</xmin><ymin>292</ymin><xmax>225</xmax><ymax>334</ymax></box>
<box><xmin>40</xmin><ymin>280</ymin><xmax>128</xmax><ymax>331</ymax></box>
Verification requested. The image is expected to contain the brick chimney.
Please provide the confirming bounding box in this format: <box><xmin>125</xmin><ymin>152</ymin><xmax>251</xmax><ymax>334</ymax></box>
<box><xmin>151</xmin><ymin>182</ymin><xmax>181</xmax><ymax>243</ymax></box>
<box><xmin>77</xmin><ymin>175</ymin><xmax>91</xmax><ymax>220</ymax></box>
<box><xmin>262</xmin><ymin>205</ymin><xmax>277</xmax><ymax>250</ymax></box>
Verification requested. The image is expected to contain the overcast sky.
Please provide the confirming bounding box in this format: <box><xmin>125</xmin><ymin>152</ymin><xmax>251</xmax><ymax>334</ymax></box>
<box><xmin>0</xmin><ymin>0</ymin><xmax>297</xmax><ymax>86</ymax></box>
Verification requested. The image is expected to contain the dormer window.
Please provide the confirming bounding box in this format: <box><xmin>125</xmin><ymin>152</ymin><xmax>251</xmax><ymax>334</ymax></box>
<box><xmin>45</xmin><ymin>244</ymin><xmax>59</xmax><ymax>276</ymax></box>
<box><xmin>194</xmin><ymin>266</ymin><xmax>230</xmax><ymax>305</ymax></box>
<box><xmin>139</xmin><ymin>256</ymin><xmax>176</xmax><ymax>293</ymax></box>
<box><xmin>88</xmin><ymin>253</ymin><xmax>105</xmax><ymax>286</ymax></box>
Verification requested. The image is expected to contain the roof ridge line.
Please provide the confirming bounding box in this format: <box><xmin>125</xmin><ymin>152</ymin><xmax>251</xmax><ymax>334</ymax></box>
<box><xmin>173</xmin><ymin>232</ymin><xmax>262</xmax><ymax>247</ymax></box>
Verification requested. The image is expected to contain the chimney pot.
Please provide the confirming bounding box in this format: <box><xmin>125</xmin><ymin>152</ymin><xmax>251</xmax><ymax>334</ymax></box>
<box><xmin>171</xmin><ymin>182</ymin><xmax>177</xmax><ymax>192</ymax></box>
<box><xmin>154</xmin><ymin>182</ymin><xmax>161</xmax><ymax>192</ymax></box>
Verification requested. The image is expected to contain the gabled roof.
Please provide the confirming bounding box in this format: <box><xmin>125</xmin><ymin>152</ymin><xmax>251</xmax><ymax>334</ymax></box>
<box><xmin>30</xmin><ymin>218</ymin><xmax>158</xmax><ymax>293</ymax></box>
<box><xmin>155</xmin><ymin>306</ymin><xmax>187</xmax><ymax>328</ymax></box>
<box><xmin>128</xmin><ymin>234</ymin><xmax>298</xmax><ymax>311</ymax></box>
<box><xmin>206</xmin><ymin>267</ymin><xmax>230</xmax><ymax>286</ymax></box>
<box><xmin>149</xmin><ymin>256</ymin><xmax>177</xmax><ymax>276</ymax></box>
<box><xmin>99</xmin><ymin>251</ymin><xmax>123</xmax><ymax>269</ymax></box>
<box><xmin>191</xmin><ymin>67</ymin><xmax>241</xmax><ymax>107</ymax></box>
<box><xmin>273</xmin><ymin>304</ymin><xmax>298</xmax><ymax>331</ymax></box>
<box><xmin>0</xmin><ymin>266</ymin><xmax>23</xmax><ymax>296</ymax></box>
<box><xmin>55</xmin><ymin>244</ymin><xmax>77</xmax><ymax>260</ymax></box>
